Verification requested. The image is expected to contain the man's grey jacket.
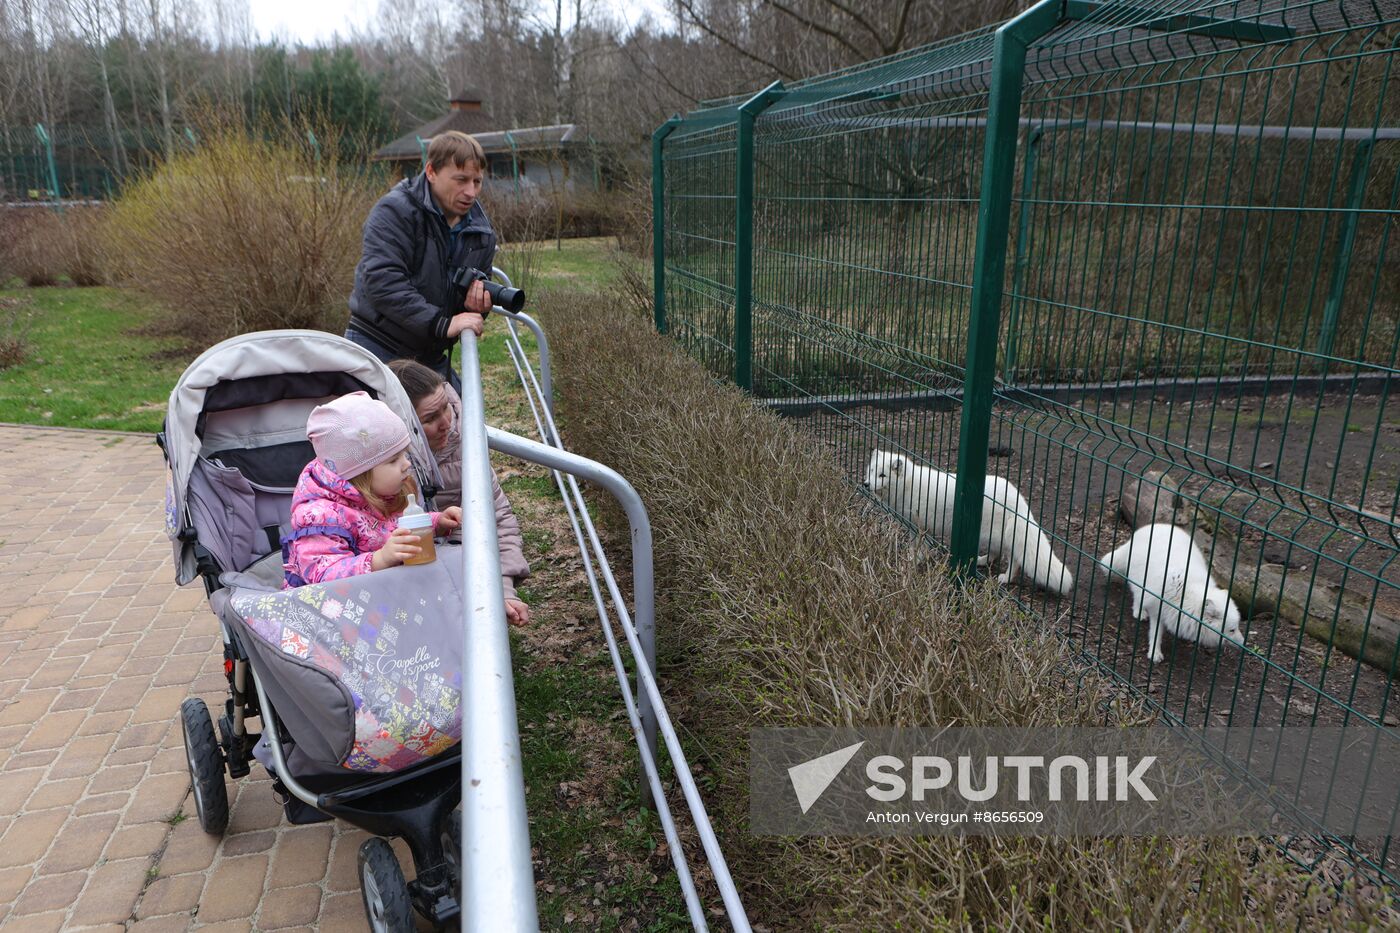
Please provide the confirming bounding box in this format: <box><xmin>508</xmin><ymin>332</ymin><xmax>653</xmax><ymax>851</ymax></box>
<box><xmin>347</xmin><ymin>172</ymin><xmax>497</xmax><ymax>362</ymax></box>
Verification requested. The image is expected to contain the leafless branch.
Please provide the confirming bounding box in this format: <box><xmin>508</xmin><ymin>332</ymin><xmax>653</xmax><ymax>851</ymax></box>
<box><xmin>765</xmin><ymin>0</ymin><xmax>869</xmax><ymax>61</ymax></box>
<box><xmin>672</xmin><ymin>0</ymin><xmax>797</xmax><ymax>81</ymax></box>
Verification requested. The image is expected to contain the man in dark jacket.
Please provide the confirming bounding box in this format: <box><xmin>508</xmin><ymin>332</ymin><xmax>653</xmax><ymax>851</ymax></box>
<box><xmin>346</xmin><ymin>131</ymin><xmax>496</xmax><ymax>390</ymax></box>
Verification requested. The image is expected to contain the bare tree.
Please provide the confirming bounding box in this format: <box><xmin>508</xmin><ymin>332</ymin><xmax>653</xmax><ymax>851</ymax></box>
<box><xmin>142</xmin><ymin>0</ymin><xmax>173</xmax><ymax>159</ymax></box>
<box><xmin>670</xmin><ymin>0</ymin><xmax>1026</xmax><ymax>80</ymax></box>
<box><xmin>64</xmin><ymin>0</ymin><xmax>125</xmax><ymax>172</ymax></box>
<box><xmin>209</xmin><ymin>0</ymin><xmax>254</xmax><ymax>109</ymax></box>
<box><xmin>16</xmin><ymin>0</ymin><xmax>53</xmax><ymax>128</ymax></box>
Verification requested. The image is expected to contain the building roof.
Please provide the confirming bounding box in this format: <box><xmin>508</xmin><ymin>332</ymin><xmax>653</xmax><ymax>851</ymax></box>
<box><xmin>472</xmin><ymin>124</ymin><xmax>582</xmax><ymax>154</ymax></box>
<box><xmin>373</xmin><ymin>108</ymin><xmax>499</xmax><ymax>161</ymax></box>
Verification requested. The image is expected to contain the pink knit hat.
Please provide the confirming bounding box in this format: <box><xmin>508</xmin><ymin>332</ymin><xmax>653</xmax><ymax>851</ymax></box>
<box><xmin>306</xmin><ymin>391</ymin><xmax>411</xmax><ymax>480</ymax></box>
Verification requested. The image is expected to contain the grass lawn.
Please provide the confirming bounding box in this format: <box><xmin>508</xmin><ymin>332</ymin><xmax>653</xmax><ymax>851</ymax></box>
<box><xmin>0</xmin><ymin>286</ymin><xmax>191</xmax><ymax>432</ymax></box>
<box><xmin>499</xmin><ymin>234</ymin><xmax>638</xmax><ymax>293</ymax></box>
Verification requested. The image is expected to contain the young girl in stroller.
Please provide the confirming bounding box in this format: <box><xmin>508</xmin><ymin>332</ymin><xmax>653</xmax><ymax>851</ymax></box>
<box><xmin>283</xmin><ymin>390</ymin><xmax>464</xmax><ymax>585</ymax></box>
<box><xmin>283</xmin><ymin>389</ymin><xmax>533</xmax><ymax>628</ymax></box>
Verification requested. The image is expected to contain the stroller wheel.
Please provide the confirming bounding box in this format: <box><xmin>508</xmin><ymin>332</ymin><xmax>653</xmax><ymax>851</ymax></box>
<box><xmin>179</xmin><ymin>697</ymin><xmax>229</xmax><ymax>834</ymax></box>
<box><xmin>440</xmin><ymin>813</ymin><xmax>462</xmax><ymax>897</ymax></box>
<box><xmin>359</xmin><ymin>837</ymin><xmax>414</xmax><ymax>933</ymax></box>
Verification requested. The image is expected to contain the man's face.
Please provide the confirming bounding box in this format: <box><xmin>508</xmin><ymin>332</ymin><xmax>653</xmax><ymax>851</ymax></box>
<box><xmin>426</xmin><ymin>160</ymin><xmax>484</xmax><ymax>223</ymax></box>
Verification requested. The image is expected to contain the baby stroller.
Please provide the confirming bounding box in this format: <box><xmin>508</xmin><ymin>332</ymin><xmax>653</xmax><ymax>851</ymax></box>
<box><xmin>160</xmin><ymin>329</ymin><xmax>469</xmax><ymax>931</ymax></box>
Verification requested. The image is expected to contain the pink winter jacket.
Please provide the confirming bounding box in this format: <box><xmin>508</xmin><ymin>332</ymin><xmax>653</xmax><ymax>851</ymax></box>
<box><xmin>282</xmin><ymin>459</ymin><xmax>445</xmax><ymax>588</ymax></box>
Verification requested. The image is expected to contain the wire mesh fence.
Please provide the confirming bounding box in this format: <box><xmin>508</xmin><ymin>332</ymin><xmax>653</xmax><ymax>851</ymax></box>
<box><xmin>655</xmin><ymin>0</ymin><xmax>1399</xmax><ymax>886</ymax></box>
<box><xmin>0</xmin><ymin>123</ymin><xmax>173</xmax><ymax>200</ymax></box>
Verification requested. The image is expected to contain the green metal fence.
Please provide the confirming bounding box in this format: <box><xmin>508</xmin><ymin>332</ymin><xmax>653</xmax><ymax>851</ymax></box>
<box><xmin>0</xmin><ymin>123</ymin><xmax>178</xmax><ymax>201</ymax></box>
<box><xmin>655</xmin><ymin>0</ymin><xmax>1399</xmax><ymax>885</ymax></box>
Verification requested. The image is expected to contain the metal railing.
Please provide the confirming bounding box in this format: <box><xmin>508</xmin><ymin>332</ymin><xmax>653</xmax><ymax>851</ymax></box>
<box><xmin>455</xmin><ymin>316</ymin><xmax>539</xmax><ymax>929</ymax></box>
<box><xmin>222</xmin><ymin>278</ymin><xmax>749</xmax><ymax>928</ymax></box>
<box><xmin>452</xmin><ymin>271</ymin><xmax>751</xmax><ymax>930</ymax></box>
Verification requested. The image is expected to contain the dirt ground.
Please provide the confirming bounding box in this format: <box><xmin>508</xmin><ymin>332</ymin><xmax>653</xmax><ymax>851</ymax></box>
<box><xmin>790</xmin><ymin>390</ymin><xmax>1399</xmax><ymax>734</ymax></box>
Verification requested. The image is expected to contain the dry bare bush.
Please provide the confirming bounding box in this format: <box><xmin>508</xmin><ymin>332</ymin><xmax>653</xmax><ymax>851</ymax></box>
<box><xmin>484</xmin><ymin>190</ymin><xmax>550</xmax><ymax>298</ymax></box>
<box><xmin>6</xmin><ymin>209</ymin><xmax>65</xmax><ymax>287</ymax></box>
<box><xmin>611</xmin><ymin>249</ymin><xmax>651</xmax><ymax>315</ymax></box>
<box><xmin>0</xmin><ymin>206</ymin><xmax>111</xmax><ymax>288</ymax></box>
<box><xmin>482</xmin><ymin>184</ymin><xmax>631</xmax><ymax>246</ymax></box>
<box><xmin>103</xmin><ymin>122</ymin><xmax>382</xmax><ymax>344</ymax></box>
<box><xmin>0</xmin><ymin>295</ymin><xmax>34</xmax><ymax>369</ymax></box>
<box><xmin>608</xmin><ymin>182</ymin><xmax>652</xmax><ymax>257</ymax></box>
<box><xmin>543</xmin><ymin>288</ymin><xmax>1397</xmax><ymax>930</ymax></box>
<box><xmin>62</xmin><ymin>207</ymin><xmax>111</xmax><ymax>286</ymax></box>
<box><xmin>0</xmin><ymin>209</ymin><xmax>18</xmax><ymax>285</ymax></box>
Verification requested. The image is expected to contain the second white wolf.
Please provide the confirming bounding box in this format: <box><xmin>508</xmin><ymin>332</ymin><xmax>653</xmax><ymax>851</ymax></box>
<box><xmin>863</xmin><ymin>449</ymin><xmax>1074</xmax><ymax>595</ymax></box>
<box><xmin>1097</xmin><ymin>523</ymin><xmax>1246</xmax><ymax>664</ymax></box>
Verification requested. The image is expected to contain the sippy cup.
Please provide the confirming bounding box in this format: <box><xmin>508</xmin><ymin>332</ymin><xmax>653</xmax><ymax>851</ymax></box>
<box><xmin>398</xmin><ymin>494</ymin><xmax>436</xmax><ymax>566</ymax></box>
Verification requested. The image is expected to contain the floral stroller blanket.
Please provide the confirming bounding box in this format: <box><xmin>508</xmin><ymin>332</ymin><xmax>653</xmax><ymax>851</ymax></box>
<box><xmin>223</xmin><ymin>547</ymin><xmax>470</xmax><ymax>774</ymax></box>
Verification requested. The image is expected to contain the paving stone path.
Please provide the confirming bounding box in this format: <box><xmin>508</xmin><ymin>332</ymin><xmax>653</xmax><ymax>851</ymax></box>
<box><xmin>0</xmin><ymin>424</ymin><xmax>410</xmax><ymax>932</ymax></box>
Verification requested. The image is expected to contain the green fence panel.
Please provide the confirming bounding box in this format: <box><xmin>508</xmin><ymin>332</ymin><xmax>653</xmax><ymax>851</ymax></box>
<box><xmin>655</xmin><ymin>0</ymin><xmax>1400</xmax><ymax>888</ymax></box>
<box><xmin>664</xmin><ymin>102</ymin><xmax>741</xmax><ymax>379</ymax></box>
<box><xmin>0</xmin><ymin>122</ymin><xmax>167</xmax><ymax>201</ymax></box>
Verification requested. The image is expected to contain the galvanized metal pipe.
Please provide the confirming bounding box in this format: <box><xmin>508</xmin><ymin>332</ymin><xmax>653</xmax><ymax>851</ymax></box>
<box><xmin>499</xmin><ymin>322</ymin><xmax>657</xmax><ymax>771</ymax></box>
<box><xmin>495</xmin><ymin>310</ymin><xmax>553</xmax><ymax>419</ymax></box>
<box><xmin>492</xmin><ymin>341</ymin><xmax>710</xmax><ymax>927</ymax></box>
<box><xmin>495</xmin><ymin>309</ymin><xmax>752</xmax><ymax>923</ymax></box>
<box><xmin>497</xmin><ymin>332</ymin><xmax>720</xmax><ymax>924</ymax></box>
<box><xmin>457</xmin><ymin>331</ymin><xmax>538</xmax><ymax>932</ymax></box>
<box><xmin>486</xmin><ymin>426</ymin><xmax>752</xmax><ymax>933</ymax></box>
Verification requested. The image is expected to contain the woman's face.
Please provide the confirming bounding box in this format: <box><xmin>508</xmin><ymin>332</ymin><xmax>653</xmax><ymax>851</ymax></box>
<box><xmin>414</xmin><ymin>385</ymin><xmax>453</xmax><ymax>452</ymax></box>
<box><xmin>366</xmin><ymin>447</ymin><xmax>412</xmax><ymax>499</ymax></box>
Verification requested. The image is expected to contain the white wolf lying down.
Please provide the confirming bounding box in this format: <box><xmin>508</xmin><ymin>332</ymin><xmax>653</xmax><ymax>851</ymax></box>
<box><xmin>1097</xmin><ymin>523</ymin><xmax>1246</xmax><ymax>664</ymax></box>
<box><xmin>863</xmin><ymin>449</ymin><xmax>1074</xmax><ymax>595</ymax></box>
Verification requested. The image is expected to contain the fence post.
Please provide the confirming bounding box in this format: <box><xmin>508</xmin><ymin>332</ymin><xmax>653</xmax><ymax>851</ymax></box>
<box><xmin>33</xmin><ymin>124</ymin><xmax>61</xmax><ymax>210</ymax></box>
<box><xmin>1316</xmin><ymin>138</ymin><xmax>1374</xmax><ymax>360</ymax></box>
<box><xmin>1002</xmin><ymin>126</ymin><xmax>1043</xmax><ymax>384</ymax></box>
<box><xmin>734</xmin><ymin>82</ymin><xmax>785</xmax><ymax>392</ymax></box>
<box><xmin>951</xmin><ymin>0</ymin><xmax>1064</xmax><ymax>576</ymax></box>
<box><xmin>651</xmin><ymin>115</ymin><xmax>681</xmax><ymax>335</ymax></box>
<box><xmin>506</xmin><ymin>131</ymin><xmax>520</xmax><ymax>193</ymax></box>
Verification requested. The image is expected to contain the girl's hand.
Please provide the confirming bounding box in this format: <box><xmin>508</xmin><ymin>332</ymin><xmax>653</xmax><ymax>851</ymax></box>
<box><xmin>371</xmin><ymin>526</ymin><xmax>422</xmax><ymax>570</ymax></box>
<box><xmin>437</xmin><ymin>506</ymin><xmax>463</xmax><ymax>533</ymax></box>
<box><xmin>504</xmin><ymin>598</ymin><xmax>531</xmax><ymax>627</ymax></box>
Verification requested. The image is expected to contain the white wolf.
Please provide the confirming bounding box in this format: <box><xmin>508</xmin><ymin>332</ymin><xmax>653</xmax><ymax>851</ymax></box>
<box><xmin>863</xmin><ymin>449</ymin><xmax>1074</xmax><ymax>595</ymax></box>
<box><xmin>1097</xmin><ymin>523</ymin><xmax>1245</xmax><ymax>664</ymax></box>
